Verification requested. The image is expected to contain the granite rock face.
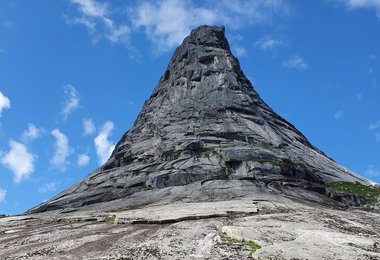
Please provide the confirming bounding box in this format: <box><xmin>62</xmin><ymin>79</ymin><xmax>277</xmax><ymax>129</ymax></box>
<box><xmin>30</xmin><ymin>25</ymin><xmax>370</xmax><ymax>213</ymax></box>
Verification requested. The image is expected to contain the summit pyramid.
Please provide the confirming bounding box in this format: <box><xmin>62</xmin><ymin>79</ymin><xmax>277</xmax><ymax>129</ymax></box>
<box><xmin>30</xmin><ymin>25</ymin><xmax>370</xmax><ymax>213</ymax></box>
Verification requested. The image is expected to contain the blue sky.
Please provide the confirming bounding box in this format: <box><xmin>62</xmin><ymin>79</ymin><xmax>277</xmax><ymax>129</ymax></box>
<box><xmin>0</xmin><ymin>0</ymin><xmax>379</xmax><ymax>215</ymax></box>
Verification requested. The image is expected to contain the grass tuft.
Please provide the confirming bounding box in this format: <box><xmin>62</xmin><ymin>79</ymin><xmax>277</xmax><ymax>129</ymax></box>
<box><xmin>106</xmin><ymin>213</ymin><xmax>117</xmax><ymax>224</ymax></box>
<box><xmin>324</xmin><ymin>181</ymin><xmax>380</xmax><ymax>204</ymax></box>
<box><xmin>244</xmin><ymin>240</ymin><xmax>262</xmax><ymax>257</ymax></box>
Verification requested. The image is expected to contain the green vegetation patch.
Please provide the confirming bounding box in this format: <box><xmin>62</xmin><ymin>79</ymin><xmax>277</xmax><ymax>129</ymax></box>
<box><xmin>106</xmin><ymin>213</ymin><xmax>117</xmax><ymax>224</ymax></box>
<box><xmin>246</xmin><ymin>158</ymin><xmax>304</xmax><ymax>169</ymax></box>
<box><xmin>324</xmin><ymin>181</ymin><xmax>380</xmax><ymax>204</ymax></box>
<box><xmin>244</xmin><ymin>240</ymin><xmax>262</xmax><ymax>257</ymax></box>
<box><xmin>227</xmin><ymin>236</ymin><xmax>240</xmax><ymax>244</ymax></box>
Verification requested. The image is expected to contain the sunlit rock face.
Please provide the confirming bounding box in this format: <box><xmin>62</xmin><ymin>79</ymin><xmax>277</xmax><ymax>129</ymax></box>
<box><xmin>29</xmin><ymin>25</ymin><xmax>370</xmax><ymax>213</ymax></box>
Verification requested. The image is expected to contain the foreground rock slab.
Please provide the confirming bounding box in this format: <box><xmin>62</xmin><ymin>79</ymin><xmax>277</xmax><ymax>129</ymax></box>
<box><xmin>1</xmin><ymin>197</ymin><xmax>379</xmax><ymax>259</ymax></box>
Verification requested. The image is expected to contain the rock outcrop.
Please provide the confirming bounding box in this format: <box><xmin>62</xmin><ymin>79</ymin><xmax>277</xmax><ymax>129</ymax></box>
<box><xmin>29</xmin><ymin>25</ymin><xmax>371</xmax><ymax>213</ymax></box>
<box><xmin>4</xmin><ymin>197</ymin><xmax>380</xmax><ymax>259</ymax></box>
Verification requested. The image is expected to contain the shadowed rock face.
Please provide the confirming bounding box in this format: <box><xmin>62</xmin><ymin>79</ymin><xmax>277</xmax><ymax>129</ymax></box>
<box><xmin>29</xmin><ymin>25</ymin><xmax>370</xmax><ymax>213</ymax></box>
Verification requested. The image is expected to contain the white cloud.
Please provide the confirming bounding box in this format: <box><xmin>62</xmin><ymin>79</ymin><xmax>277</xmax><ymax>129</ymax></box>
<box><xmin>83</xmin><ymin>118</ymin><xmax>96</xmax><ymax>135</ymax></box>
<box><xmin>62</xmin><ymin>84</ymin><xmax>80</xmax><ymax>120</ymax></box>
<box><xmin>234</xmin><ymin>46</ymin><xmax>247</xmax><ymax>57</ymax></box>
<box><xmin>1</xmin><ymin>140</ymin><xmax>34</xmax><ymax>183</ymax></box>
<box><xmin>77</xmin><ymin>153</ymin><xmax>90</xmax><ymax>167</ymax></box>
<box><xmin>334</xmin><ymin>110</ymin><xmax>344</xmax><ymax>119</ymax></box>
<box><xmin>339</xmin><ymin>0</ymin><xmax>380</xmax><ymax>18</ymax></box>
<box><xmin>369</xmin><ymin>121</ymin><xmax>380</xmax><ymax>142</ymax></box>
<box><xmin>50</xmin><ymin>129</ymin><xmax>72</xmax><ymax>170</ymax></box>
<box><xmin>106</xmin><ymin>25</ymin><xmax>131</xmax><ymax>43</ymax></box>
<box><xmin>211</xmin><ymin>0</ymin><xmax>289</xmax><ymax>28</ymax></box>
<box><xmin>38</xmin><ymin>182</ymin><xmax>57</xmax><ymax>193</ymax></box>
<box><xmin>94</xmin><ymin>121</ymin><xmax>115</xmax><ymax>165</ymax></box>
<box><xmin>69</xmin><ymin>0</ymin><xmax>131</xmax><ymax>47</ymax></box>
<box><xmin>22</xmin><ymin>123</ymin><xmax>42</xmax><ymax>141</ymax></box>
<box><xmin>0</xmin><ymin>91</ymin><xmax>11</xmax><ymax>117</ymax></box>
<box><xmin>254</xmin><ymin>36</ymin><xmax>286</xmax><ymax>51</ymax></box>
<box><xmin>369</xmin><ymin>120</ymin><xmax>380</xmax><ymax>130</ymax></box>
<box><xmin>71</xmin><ymin>0</ymin><xmax>109</xmax><ymax>17</ymax></box>
<box><xmin>131</xmin><ymin>0</ymin><xmax>217</xmax><ymax>53</ymax></box>
<box><xmin>131</xmin><ymin>0</ymin><xmax>288</xmax><ymax>53</ymax></box>
<box><xmin>283</xmin><ymin>55</ymin><xmax>308</xmax><ymax>70</ymax></box>
<box><xmin>67</xmin><ymin>16</ymin><xmax>96</xmax><ymax>33</ymax></box>
<box><xmin>0</xmin><ymin>188</ymin><xmax>6</xmax><ymax>203</ymax></box>
<box><xmin>67</xmin><ymin>0</ymin><xmax>289</xmax><ymax>55</ymax></box>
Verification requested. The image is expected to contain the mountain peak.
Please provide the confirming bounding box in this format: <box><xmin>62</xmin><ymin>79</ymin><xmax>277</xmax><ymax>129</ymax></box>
<box><xmin>29</xmin><ymin>25</ymin><xmax>370</xmax><ymax>213</ymax></box>
<box><xmin>184</xmin><ymin>25</ymin><xmax>230</xmax><ymax>51</ymax></box>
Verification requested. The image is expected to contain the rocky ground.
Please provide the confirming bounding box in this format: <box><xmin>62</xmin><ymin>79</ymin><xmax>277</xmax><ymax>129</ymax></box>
<box><xmin>2</xmin><ymin>25</ymin><xmax>378</xmax><ymax>260</ymax></box>
<box><xmin>1</xmin><ymin>194</ymin><xmax>379</xmax><ymax>260</ymax></box>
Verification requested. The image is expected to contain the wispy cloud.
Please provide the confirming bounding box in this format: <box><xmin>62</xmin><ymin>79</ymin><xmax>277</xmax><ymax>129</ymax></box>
<box><xmin>67</xmin><ymin>0</ymin><xmax>289</xmax><ymax>55</ymax></box>
<box><xmin>71</xmin><ymin>0</ymin><xmax>109</xmax><ymax>17</ymax></box>
<box><xmin>22</xmin><ymin>123</ymin><xmax>42</xmax><ymax>142</ymax></box>
<box><xmin>38</xmin><ymin>182</ymin><xmax>57</xmax><ymax>193</ymax></box>
<box><xmin>216</xmin><ymin>0</ymin><xmax>290</xmax><ymax>27</ymax></box>
<box><xmin>94</xmin><ymin>121</ymin><xmax>115</xmax><ymax>165</ymax></box>
<box><xmin>77</xmin><ymin>153</ymin><xmax>90</xmax><ymax>167</ymax></box>
<box><xmin>83</xmin><ymin>118</ymin><xmax>96</xmax><ymax>135</ymax></box>
<box><xmin>338</xmin><ymin>0</ymin><xmax>380</xmax><ymax>18</ymax></box>
<box><xmin>0</xmin><ymin>188</ymin><xmax>6</xmax><ymax>203</ymax></box>
<box><xmin>1</xmin><ymin>140</ymin><xmax>34</xmax><ymax>183</ymax></box>
<box><xmin>131</xmin><ymin>0</ymin><xmax>217</xmax><ymax>53</ymax></box>
<box><xmin>334</xmin><ymin>110</ymin><xmax>344</xmax><ymax>119</ymax></box>
<box><xmin>369</xmin><ymin>120</ymin><xmax>380</xmax><ymax>142</ymax></box>
<box><xmin>254</xmin><ymin>36</ymin><xmax>286</xmax><ymax>51</ymax></box>
<box><xmin>68</xmin><ymin>16</ymin><xmax>96</xmax><ymax>32</ymax></box>
<box><xmin>234</xmin><ymin>46</ymin><xmax>247</xmax><ymax>57</ymax></box>
<box><xmin>0</xmin><ymin>91</ymin><xmax>11</xmax><ymax>117</ymax></box>
<box><xmin>369</xmin><ymin>120</ymin><xmax>380</xmax><ymax>130</ymax></box>
<box><xmin>131</xmin><ymin>0</ymin><xmax>289</xmax><ymax>53</ymax></box>
<box><xmin>62</xmin><ymin>84</ymin><xmax>80</xmax><ymax>120</ymax></box>
<box><xmin>50</xmin><ymin>129</ymin><xmax>72</xmax><ymax>170</ymax></box>
<box><xmin>283</xmin><ymin>55</ymin><xmax>308</xmax><ymax>70</ymax></box>
<box><xmin>68</xmin><ymin>0</ymin><xmax>131</xmax><ymax>47</ymax></box>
